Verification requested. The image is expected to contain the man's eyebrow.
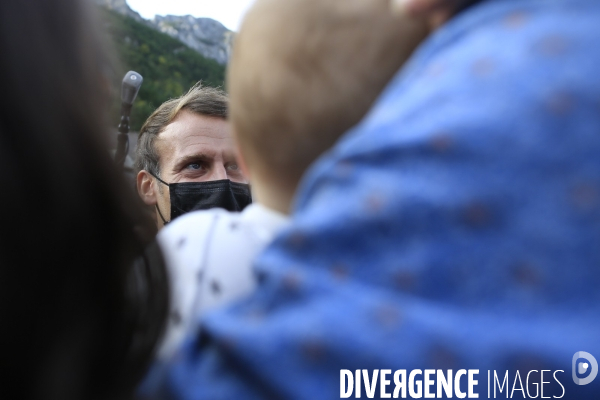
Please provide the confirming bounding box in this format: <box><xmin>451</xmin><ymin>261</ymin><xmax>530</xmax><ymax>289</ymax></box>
<box><xmin>173</xmin><ymin>154</ymin><xmax>212</xmax><ymax>169</ymax></box>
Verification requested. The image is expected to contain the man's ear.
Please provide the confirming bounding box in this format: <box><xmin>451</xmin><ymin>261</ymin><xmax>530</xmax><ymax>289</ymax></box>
<box><xmin>136</xmin><ymin>170</ymin><xmax>158</xmax><ymax>206</ymax></box>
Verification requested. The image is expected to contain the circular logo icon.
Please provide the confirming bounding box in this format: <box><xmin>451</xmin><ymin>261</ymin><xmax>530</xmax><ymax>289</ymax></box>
<box><xmin>573</xmin><ymin>351</ymin><xmax>598</xmax><ymax>385</ymax></box>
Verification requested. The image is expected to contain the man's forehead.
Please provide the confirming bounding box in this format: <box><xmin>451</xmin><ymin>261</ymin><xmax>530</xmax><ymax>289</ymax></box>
<box><xmin>159</xmin><ymin>111</ymin><xmax>229</xmax><ymax>140</ymax></box>
<box><xmin>154</xmin><ymin>111</ymin><xmax>235</xmax><ymax>161</ymax></box>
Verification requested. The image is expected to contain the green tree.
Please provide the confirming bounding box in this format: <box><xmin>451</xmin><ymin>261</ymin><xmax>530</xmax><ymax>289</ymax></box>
<box><xmin>100</xmin><ymin>9</ymin><xmax>226</xmax><ymax>131</ymax></box>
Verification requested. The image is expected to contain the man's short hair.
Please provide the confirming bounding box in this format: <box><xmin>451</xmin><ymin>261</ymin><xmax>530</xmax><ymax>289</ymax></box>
<box><xmin>135</xmin><ymin>83</ymin><xmax>228</xmax><ymax>176</ymax></box>
<box><xmin>228</xmin><ymin>0</ymin><xmax>427</xmax><ymax>188</ymax></box>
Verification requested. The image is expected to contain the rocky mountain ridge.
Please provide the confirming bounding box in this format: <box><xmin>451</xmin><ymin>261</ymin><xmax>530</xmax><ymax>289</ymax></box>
<box><xmin>93</xmin><ymin>0</ymin><xmax>233</xmax><ymax>64</ymax></box>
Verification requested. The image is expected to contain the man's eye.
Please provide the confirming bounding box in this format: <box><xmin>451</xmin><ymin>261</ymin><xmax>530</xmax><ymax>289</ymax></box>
<box><xmin>187</xmin><ymin>163</ymin><xmax>203</xmax><ymax>170</ymax></box>
<box><xmin>227</xmin><ymin>164</ymin><xmax>239</xmax><ymax>171</ymax></box>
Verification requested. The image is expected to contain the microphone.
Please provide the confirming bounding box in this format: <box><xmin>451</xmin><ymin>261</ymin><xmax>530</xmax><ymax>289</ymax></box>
<box><xmin>115</xmin><ymin>71</ymin><xmax>143</xmax><ymax>168</ymax></box>
<box><xmin>121</xmin><ymin>71</ymin><xmax>143</xmax><ymax>108</ymax></box>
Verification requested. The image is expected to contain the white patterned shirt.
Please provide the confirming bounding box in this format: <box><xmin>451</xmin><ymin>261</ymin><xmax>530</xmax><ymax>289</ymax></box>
<box><xmin>155</xmin><ymin>203</ymin><xmax>289</xmax><ymax>359</ymax></box>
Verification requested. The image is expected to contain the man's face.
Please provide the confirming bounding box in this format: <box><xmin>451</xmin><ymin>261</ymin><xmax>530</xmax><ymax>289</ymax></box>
<box><xmin>137</xmin><ymin>110</ymin><xmax>247</xmax><ymax>228</ymax></box>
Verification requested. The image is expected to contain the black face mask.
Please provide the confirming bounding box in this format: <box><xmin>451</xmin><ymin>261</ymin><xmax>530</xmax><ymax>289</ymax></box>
<box><xmin>151</xmin><ymin>174</ymin><xmax>252</xmax><ymax>225</ymax></box>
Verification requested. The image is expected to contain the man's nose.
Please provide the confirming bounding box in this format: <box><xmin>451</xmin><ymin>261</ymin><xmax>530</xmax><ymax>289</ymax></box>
<box><xmin>209</xmin><ymin>163</ymin><xmax>228</xmax><ymax>181</ymax></box>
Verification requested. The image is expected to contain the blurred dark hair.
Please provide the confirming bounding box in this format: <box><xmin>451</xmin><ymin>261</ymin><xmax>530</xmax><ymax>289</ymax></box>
<box><xmin>0</xmin><ymin>1</ymin><xmax>168</xmax><ymax>399</ymax></box>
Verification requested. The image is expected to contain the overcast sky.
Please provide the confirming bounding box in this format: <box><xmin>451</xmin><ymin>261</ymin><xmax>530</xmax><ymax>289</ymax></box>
<box><xmin>126</xmin><ymin>0</ymin><xmax>256</xmax><ymax>31</ymax></box>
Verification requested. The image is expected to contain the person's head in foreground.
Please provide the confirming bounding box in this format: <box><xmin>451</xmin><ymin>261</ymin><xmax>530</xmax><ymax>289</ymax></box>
<box><xmin>135</xmin><ymin>85</ymin><xmax>251</xmax><ymax>229</ymax></box>
<box><xmin>0</xmin><ymin>0</ymin><xmax>167</xmax><ymax>399</ymax></box>
<box><xmin>228</xmin><ymin>0</ymin><xmax>428</xmax><ymax>214</ymax></box>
